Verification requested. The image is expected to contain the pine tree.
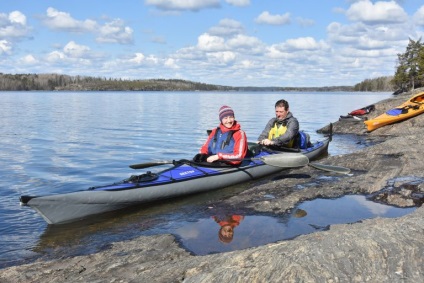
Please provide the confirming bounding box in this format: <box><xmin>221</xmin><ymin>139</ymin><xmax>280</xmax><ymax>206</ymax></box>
<box><xmin>392</xmin><ymin>38</ymin><xmax>424</xmax><ymax>91</ymax></box>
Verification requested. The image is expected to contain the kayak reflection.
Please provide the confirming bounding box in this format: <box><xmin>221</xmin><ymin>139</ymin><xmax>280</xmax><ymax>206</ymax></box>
<box><xmin>213</xmin><ymin>215</ymin><xmax>245</xmax><ymax>244</ymax></box>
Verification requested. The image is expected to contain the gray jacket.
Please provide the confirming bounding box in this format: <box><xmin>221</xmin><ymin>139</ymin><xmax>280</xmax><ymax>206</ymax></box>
<box><xmin>257</xmin><ymin>112</ymin><xmax>299</xmax><ymax>147</ymax></box>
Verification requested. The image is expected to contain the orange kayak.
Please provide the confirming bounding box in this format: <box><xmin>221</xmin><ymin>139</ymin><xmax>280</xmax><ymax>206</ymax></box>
<box><xmin>364</xmin><ymin>92</ymin><xmax>424</xmax><ymax>132</ymax></box>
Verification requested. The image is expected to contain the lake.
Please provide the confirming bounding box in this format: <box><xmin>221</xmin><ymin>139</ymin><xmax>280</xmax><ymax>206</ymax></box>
<box><xmin>0</xmin><ymin>90</ymin><xmax>395</xmax><ymax>268</ymax></box>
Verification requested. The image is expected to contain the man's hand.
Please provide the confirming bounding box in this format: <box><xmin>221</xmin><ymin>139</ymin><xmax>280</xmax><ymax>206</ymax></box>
<box><xmin>258</xmin><ymin>139</ymin><xmax>274</xmax><ymax>146</ymax></box>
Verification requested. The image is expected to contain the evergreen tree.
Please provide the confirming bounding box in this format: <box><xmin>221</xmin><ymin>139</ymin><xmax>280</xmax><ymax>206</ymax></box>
<box><xmin>392</xmin><ymin>38</ymin><xmax>424</xmax><ymax>91</ymax></box>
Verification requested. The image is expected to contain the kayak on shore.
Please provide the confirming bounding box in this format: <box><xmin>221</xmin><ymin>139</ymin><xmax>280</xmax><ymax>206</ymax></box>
<box><xmin>20</xmin><ymin>133</ymin><xmax>332</xmax><ymax>225</ymax></box>
<box><xmin>339</xmin><ymin>104</ymin><xmax>375</xmax><ymax>122</ymax></box>
<box><xmin>348</xmin><ymin>104</ymin><xmax>375</xmax><ymax>116</ymax></box>
<box><xmin>364</xmin><ymin>92</ymin><xmax>424</xmax><ymax>132</ymax></box>
<box><xmin>339</xmin><ymin>115</ymin><xmax>368</xmax><ymax>122</ymax></box>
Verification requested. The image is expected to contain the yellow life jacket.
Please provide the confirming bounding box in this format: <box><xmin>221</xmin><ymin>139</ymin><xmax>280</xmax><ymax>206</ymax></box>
<box><xmin>268</xmin><ymin>123</ymin><xmax>295</xmax><ymax>147</ymax></box>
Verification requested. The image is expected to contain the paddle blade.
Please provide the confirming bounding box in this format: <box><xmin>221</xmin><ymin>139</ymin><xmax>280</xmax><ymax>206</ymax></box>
<box><xmin>260</xmin><ymin>153</ymin><xmax>309</xmax><ymax>168</ymax></box>
<box><xmin>309</xmin><ymin>163</ymin><xmax>351</xmax><ymax>174</ymax></box>
<box><xmin>129</xmin><ymin>160</ymin><xmax>173</xmax><ymax>169</ymax></box>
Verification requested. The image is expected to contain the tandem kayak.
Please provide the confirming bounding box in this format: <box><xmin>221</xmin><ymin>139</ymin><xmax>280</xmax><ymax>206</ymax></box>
<box><xmin>364</xmin><ymin>92</ymin><xmax>424</xmax><ymax>132</ymax></box>
<box><xmin>20</xmin><ymin>137</ymin><xmax>330</xmax><ymax>225</ymax></box>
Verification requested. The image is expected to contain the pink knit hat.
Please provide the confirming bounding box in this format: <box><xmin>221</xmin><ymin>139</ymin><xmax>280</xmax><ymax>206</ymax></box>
<box><xmin>219</xmin><ymin>105</ymin><xmax>235</xmax><ymax>121</ymax></box>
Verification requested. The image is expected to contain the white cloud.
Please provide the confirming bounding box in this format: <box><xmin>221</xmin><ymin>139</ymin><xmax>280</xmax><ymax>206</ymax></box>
<box><xmin>145</xmin><ymin>55</ymin><xmax>159</xmax><ymax>64</ymax></box>
<box><xmin>164</xmin><ymin>58</ymin><xmax>179</xmax><ymax>68</ymax></box>
<box><xmin>208</xmin><ymin>19</ymin><xmax>244</xmax><ymax>37</ymax></box>
<box><xmin>0</xmin><ymin>40</ymin><xmax>12</xmax><ymax>55</ymax></box>
<box><xmin>126</xmin><ymin>53</ymin><xmax>159</xmax><ymax>66</ymax></box>
<box><xmin>96</xmin><ymin>19</ymin><xmax>134</xmax><ymax>44</ymax></box>
<box><xmin>346</xmin><ymin>0</ymin><xmax>408</xmax><ymax>24</ymax></box>
<box><xmin>42</xmin><ymin>8</ymin><xmax>133</xmax><ymax>44</ymax></box>
<box><xmin>63</xmin><ymin>41</ymin><xmax>91</xmax><ymax>58</ymax></box>
<box><xmin>285</xmin><ymin>37</ymin><xmax>329</xmax><ymax>51</ymax></box>
<box><xmin>197</xmin><ymin>33</ymin><xmax>226</xmax><ymax>51</ymax></box>
<box><xmin>19</xmin><ymin>54</ymin><xmax>38</xmax><ymax>64</ymax></box>
<box><xmin>129</xmin><ymin>53</ymin><xmax>145</xmax><ymax>64</ymax></box>
<box><xmin>145</xmin><ymin>0</ymin><xmax>220</xmax><ymax>11</ymax></box>
<box><xmin>265</xmin><ymin>45</ymin><xmax>291</xmax><ymax>59</ymax></box>
<box><xmin>46</xmin><ymin>51</ymin><xmax>66</xmax><ymax>63</ymax></box>
<box><xmin>327</xmin><ymin>22</ymin><xmax>365</xmax><ymax>44</ymax></box>
<box><xmin>413</xmin><ymin>5</ymin><xmax>424</xmax><ymax>26</ymax></box>
<box><xmin>207</xmin><ymin>51</ymin><xmax>236</xmax><ymax>64</ymax></box>
<box><xmin>327</xmin><ymin>20</ymin><xmax>409</xmax><ymax>51</ymax></box>
<box><xmin>227</xmin><ymin>34</ymin><xmax>264</xmax><ymax>53</ymax></box>
<box><xmin>43</xmin><ymin>7</ymin><xmax>97</xmax><ymax>32</ymax></box>
<box><xmin>225</xmin><ymin>0</ymin><xmax>250</xmax><ymax>7</ymax></box>
<box><xmin>0</xmin><ymin>11</ymin><xmax>31</xmax><ymax>39</ymax></box>
<box><xmin>356</xmin><ymin>36</ymin><xmax>388</xmax><ymax>50</ymax></box>
<box><xmin>239</xmin><ymin>60</ymin><xmax>255</xmax><ymax>69</ymax></box>
<box><xmin>255</xmin><ymin>11</ymin><xmax>290</xmax><ymax>25</ymax></box>
<box><xmin>9</xmin><ymin>11</ymin><xmax>26</xmax><ymax>25</ymax></box>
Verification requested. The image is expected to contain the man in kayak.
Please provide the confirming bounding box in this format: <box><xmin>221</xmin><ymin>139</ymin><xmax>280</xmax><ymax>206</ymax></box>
<box><xmin>257</xmin><ymin>99</ymin><xmax>299</xmax><ymax>149</ymax></box>
<box><xmin>195</xmin><ymin>105</ymin><xmax>248</xmax><ymax>165</ymax></box>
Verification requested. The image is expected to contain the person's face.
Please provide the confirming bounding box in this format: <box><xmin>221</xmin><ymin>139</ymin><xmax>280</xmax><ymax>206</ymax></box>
<box><xmin>221</xmin><ymin>116</ymin><xmax>235</xmax><ymax>128</ymax></box>
<box><xmin>220</xmin><ymin>225</ymin><xmax>234</xmax><ymax>238</ymax></box>
<box><xmin>275</xmin><ymin>106</ymin><xmax>288</xmax><ymax>120</ymax></box>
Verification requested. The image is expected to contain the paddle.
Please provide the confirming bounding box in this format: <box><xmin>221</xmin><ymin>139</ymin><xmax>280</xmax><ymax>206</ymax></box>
<box><xmin>129</xmin><ymin>160</ymin><xmax>176</xmax><ymax>169</ymax></box>
<box><xmin>129</xmin><ymin>152</ymin><xmax>309</xmax><ymax>170</ymax></box>
<box><xmin>308</xmin><ymin>163</ymin><xmax>351</xmax><ymax>174</ymax></box>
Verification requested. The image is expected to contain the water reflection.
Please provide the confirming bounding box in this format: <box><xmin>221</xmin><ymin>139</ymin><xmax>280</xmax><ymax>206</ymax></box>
<box><xmin>213</xmin><ymin>215</ymin><xmax>244</xmax><ymax>244</ymax></box>
<box><xmin>167</xmin><ymin>195</ymin><xmax>415</xmax><ymax>255</ymax></box>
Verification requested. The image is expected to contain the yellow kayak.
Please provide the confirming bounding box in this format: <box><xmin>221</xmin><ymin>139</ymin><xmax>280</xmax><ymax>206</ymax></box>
<box><xmin>364</xmin><ymin>92</ymin><xmax>424</xmax><ymax>132</ymax></box>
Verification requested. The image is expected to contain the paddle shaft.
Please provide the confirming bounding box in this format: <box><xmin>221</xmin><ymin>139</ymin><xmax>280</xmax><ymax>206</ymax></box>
<box><xmin>130</xmin><ymin>153</ymin><xmax>309</xmax><ymax>170</ymax></box>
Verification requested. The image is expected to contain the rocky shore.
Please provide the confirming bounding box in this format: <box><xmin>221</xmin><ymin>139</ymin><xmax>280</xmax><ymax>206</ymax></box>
<box><xmin>1</xmin><ymin>90</ymin><xmax>423</xmax><ymax>283</ymax></box>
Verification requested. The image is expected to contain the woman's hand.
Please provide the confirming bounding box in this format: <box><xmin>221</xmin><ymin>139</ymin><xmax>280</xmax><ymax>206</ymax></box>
<box><xmin>207</xmin><ymin>155</ymin><xmax>219</xmax><ymax>163</ymax></box>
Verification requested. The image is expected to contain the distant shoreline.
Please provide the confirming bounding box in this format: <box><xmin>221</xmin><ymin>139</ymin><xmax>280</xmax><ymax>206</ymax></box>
<box><xmin>0</xmin><ymin>73</ymin><xmax>392</xmax><ymax>92</ymax></box>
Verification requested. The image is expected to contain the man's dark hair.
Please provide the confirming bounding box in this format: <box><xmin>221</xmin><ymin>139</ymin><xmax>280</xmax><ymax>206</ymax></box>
<box><xmin>275</xmin><ymin>99</ymin><xmax>289</xmax><ymax>109</ymax></box>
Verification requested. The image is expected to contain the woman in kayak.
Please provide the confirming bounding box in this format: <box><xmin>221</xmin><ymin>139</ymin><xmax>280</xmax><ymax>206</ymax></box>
<box><xmin>257</xmin><ymin>99</ymin><xmax>299</xmax><ymax>149</ymax></box>
<box><xmin>213</xmin><ymin>214</ymin><xmax>244</xmax><ymax>243</ymax></box>
<box><xmin>195</xmin><ymin>105</ymin><xmax>248</xmax><ymax>165</ymax></box>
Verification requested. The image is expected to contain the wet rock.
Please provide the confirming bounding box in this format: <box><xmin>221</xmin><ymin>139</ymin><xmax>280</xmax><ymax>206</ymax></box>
<box><xmin>293</xmin><ymin>208</ymin><xmax>307</xmax><ymax>218</ymax></box>
<box><xmin>1</xmin><ymin>89</ymin><xmax>424</xmax><ymax>282</ymax></box>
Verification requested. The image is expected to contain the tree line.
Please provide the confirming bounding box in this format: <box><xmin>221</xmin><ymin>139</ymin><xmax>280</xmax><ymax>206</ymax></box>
<box><xmin>0</xmin><ymin>72</ymin><xmax>356</xmax><ymax>92</ymax></box>
<box><xmin>353</xmin><ymin>76</ymin><xmax>394</xmax><ymax>92</ymax></box>
<box><xmin>0</xmin><ymin>73</ymin><xmax>236</xmax><ymax>91</ymax></box>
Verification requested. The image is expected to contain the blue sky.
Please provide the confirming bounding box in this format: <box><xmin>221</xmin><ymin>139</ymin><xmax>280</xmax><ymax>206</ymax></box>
<box><xmin>1</xmin><ymin>0</ymin><xmax>424</xmax><ymax>87</ymax></box>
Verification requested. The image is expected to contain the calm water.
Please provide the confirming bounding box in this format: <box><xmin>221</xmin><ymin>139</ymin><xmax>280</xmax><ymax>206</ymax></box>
<box><xmin>0</xmin><ymin>91</ymin><xmax>398</xmax><ymax>268</ymax></box>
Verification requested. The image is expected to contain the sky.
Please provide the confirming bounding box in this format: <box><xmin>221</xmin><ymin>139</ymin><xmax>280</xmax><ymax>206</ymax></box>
<box><xmin>1</xmin><ymin>0</ymin><xmax>424</xmax><ymax>87</ymax></box>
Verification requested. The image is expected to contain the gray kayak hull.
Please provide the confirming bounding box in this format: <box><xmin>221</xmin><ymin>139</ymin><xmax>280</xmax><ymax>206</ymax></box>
<box><xmin>21</xmin><ymin>138</ymin><xmax>329</xmax><ymax>224</ymax></box>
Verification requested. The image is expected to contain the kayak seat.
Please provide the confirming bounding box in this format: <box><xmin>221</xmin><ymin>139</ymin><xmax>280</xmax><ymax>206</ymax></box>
<box><xmin>386</xmin><ymin>104</ymin><xmax>420</xmax><ymax>116</ymax></box>
<box><xmin>386</xmin><ymin>108</ymin><xmax>407</xmax><ymax>116</ymax></box>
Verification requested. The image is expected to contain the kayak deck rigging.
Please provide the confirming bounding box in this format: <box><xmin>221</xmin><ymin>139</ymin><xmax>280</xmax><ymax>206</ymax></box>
<box><xmin>88</xmin><ymin>157</ymin><xmax>266</xmax><ymax>192</ymax></box>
